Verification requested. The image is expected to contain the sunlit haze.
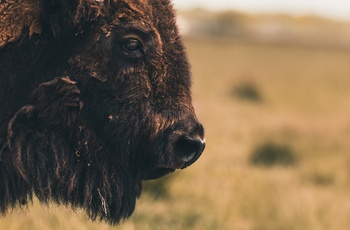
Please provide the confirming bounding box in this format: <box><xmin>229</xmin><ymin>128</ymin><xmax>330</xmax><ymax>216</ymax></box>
<box><xmin>172</xmin><ymin>0</ymin><xmax>350</xmax><ymax>20</ymax></box>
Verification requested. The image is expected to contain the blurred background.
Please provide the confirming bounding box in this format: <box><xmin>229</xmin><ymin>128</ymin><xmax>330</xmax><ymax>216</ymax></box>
<box><xmin>2</xmin><ymin>1</ymin><xmax>350</xmax><ymax>229</ymax></box>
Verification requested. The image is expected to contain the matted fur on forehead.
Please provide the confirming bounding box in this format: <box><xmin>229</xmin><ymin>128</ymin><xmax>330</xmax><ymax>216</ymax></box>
<box><xmin>0</xmin><ymin>0</ymin><xmax>178</xmax><ymax>49</ymax></box>
<box><xmin>106</xmin><ymin>0</ymin><xmax>179</xmax><ymax>43</ymax></box>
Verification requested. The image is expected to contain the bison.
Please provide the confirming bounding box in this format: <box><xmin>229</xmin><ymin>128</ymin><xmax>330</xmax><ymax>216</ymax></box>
<box><xmin>0</xmin><ymin>0</ymin><xmax>205</xmax><ymax>224</ymax></box>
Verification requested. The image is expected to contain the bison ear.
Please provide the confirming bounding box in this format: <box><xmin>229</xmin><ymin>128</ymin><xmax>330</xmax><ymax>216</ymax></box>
<box><xmin>43</xmin><ymin>0</ymin><xmax>101</xmax><ymax>42</ymax></box>
<box><xmin>42</xmin><ymin>0</ymin><xmax>81</xmax><ymax>42</ymax></box>
<box><xmin>49</xmin><ymin>9</ymin><xmax>73</xmax><ymax>42</ymax></box>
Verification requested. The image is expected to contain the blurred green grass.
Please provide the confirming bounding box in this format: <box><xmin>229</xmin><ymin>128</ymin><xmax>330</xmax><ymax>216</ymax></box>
<box><xmin>2</xmin><ymin>37</ymin><xmax>350</xmax><ymax>230</ymax></box>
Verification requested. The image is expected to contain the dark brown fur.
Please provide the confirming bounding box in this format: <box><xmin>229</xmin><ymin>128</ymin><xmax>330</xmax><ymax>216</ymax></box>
<box><xmin>0</xmin><ymin>0</ymin><xmax>205</xmax><ymax>224</ymax></box>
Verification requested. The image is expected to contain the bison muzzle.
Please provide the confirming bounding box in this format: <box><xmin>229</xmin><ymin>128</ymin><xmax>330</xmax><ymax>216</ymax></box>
<box><xmin>0</xmin><ymin>0</ymin><xmax>205</xmax><ymax>225</ymax></box>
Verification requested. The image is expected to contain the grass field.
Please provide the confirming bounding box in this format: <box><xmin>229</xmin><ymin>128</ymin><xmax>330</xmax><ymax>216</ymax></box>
<box><xmin>1</xmin><ymin>39</ymin><xmax>350</xmax><ymax>230</ymax></box>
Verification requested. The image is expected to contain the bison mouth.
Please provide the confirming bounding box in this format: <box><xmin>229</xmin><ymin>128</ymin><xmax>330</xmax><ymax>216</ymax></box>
<box><xmin>141</xmin><ymin>150</ymin><xmax>204</xmax><ymax>180</ymax></box>
<box><xmin>142</xmin><ymin>125</ymin><xmax>206</xmax><ymax>180</ymax></box>
<box><xmin>142</xmin><ymin>167</ymin><xmax>176</xmax><ymax>180</ymax></box>
<box><xmin>141</xmin><ymin>150</ymin><xmax>203</xmax><ymax>180</ymax></box>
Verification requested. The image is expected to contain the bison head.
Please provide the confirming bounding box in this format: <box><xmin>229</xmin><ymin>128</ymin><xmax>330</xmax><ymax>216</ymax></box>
<box><xmin>64</xmin><ymin>0</ymin><xmax>206</xmax><ymax>180</ymax></box>
<box><xmin>0</xmin><ymin>0</ymin><xmax>205</xmax><ymax>224</ymax></box>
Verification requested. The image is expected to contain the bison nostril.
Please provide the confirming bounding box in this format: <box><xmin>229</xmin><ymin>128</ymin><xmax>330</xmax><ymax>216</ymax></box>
<box><xmin>173</xmin><ymin>135</ymin><xmax>206</xmax><ymax>169</ymax></box>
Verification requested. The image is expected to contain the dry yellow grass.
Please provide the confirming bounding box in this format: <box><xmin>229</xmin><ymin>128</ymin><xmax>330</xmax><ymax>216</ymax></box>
<box><xmin>1</xmin><ymin>38</ymin><xmax>350</xmax><ymax>230</ymax></box>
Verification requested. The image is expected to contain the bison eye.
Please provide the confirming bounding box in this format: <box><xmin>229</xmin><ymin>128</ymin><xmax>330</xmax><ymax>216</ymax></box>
<box><xmin>120</xmin><ymin>38</ymin><xmax>144</xmax><ymax>58</ymax></box>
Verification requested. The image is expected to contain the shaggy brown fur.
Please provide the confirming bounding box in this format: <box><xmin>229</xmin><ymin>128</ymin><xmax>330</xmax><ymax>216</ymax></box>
<box><xmin>0</xmin><ymin>0</ymin><xmax>205</xmax><ymax>224</ymax></box>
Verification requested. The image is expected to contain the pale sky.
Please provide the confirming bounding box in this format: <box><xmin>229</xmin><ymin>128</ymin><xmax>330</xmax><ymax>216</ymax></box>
<box><xmin>172</xmin><ymin>0</ymin><xmax>350</xmax><ymax>21</ymax></box>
